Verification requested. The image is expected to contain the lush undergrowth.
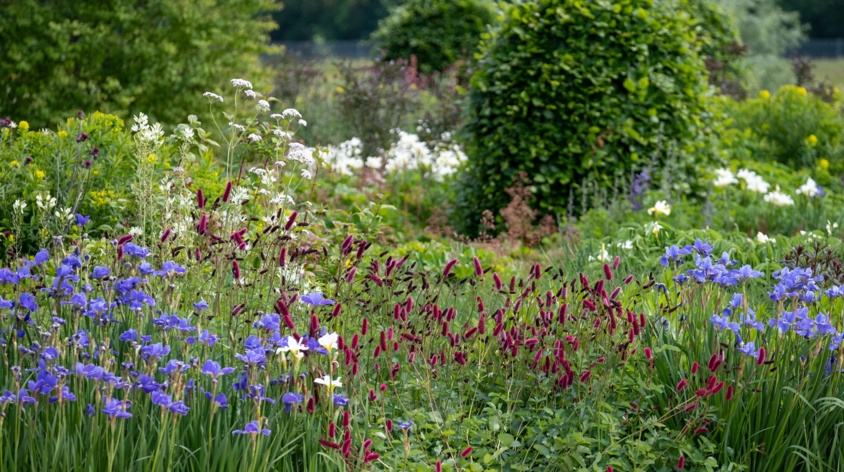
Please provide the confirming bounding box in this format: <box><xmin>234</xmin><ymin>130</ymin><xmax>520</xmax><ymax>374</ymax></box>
<box><xmin>1</xmin><ymin>74</ymin><xmax>844</xmax><ymax>472</ymax></box>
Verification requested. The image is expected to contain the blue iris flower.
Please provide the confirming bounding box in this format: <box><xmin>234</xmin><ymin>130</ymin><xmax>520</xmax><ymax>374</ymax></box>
<box><xmin>75</xmin><ymin>214</ymin><xmax>90</xmax><ymax>226</ymax></box>
<box><xmin>193</xmin><ymin>299</ymin><xmax>209</xmax><ymax>311</ymax></box>
<box><xmin>102</xmin><ymin>398</ymin><xmax>132</xmax><ymax>419</ymax></box>
<box><xmin>19</xmin><ymin>293</ymin><xmax>38</xmax><ymax>312</ymax></box>
<box><xmin>206</xmin><ymin>392</ymin><xmax>228</xmax><ymax>409</ymax></box>
<box><xmin>300</xmin><ymin>292</ymin><xmax>335</xmax><ymax>306</ymax></box>
<box><xmin>333</xmin><ymin>394</ymin><xmax>349</xmax><ymax>406</ymax></box>
<box><xmin>34</xmin><ymin>249</ymin><xmax>49</xmax><ymax>265</ymax></box>
<box><xmin>737</xmin><ymin>342</ymin><xmax>759</xmax><ymax>359</ymax></box>
<box><xmin>201</xmin><ymin>360</ymin><xmax>235</xmax><ymax>379</ymax></box>
<box><xmin>235</xmin><ymin>348</ymin><xmax>266</xmax><ymax>365</ymax></box>
<box><xmin>92</xmin><ymin>266</ymin><xmax>111</xmax><ymax>279</ymax></box>
<box><xmin>282</xmin><ymin>392</ymin><xmax>304</xmax><ymax>413</ymax></box>
<box><xmin>233</xmin><ymin>420</ymin><xmax>270</xmax><ymax>436</ymax></box>
<box><xmin>123</xmin><ymin>243</ymin><xmax>150</xmax><ymax>259</ymax></box>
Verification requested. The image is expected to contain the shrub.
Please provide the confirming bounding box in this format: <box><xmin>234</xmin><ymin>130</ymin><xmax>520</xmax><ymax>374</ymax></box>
<box><xmin>0</xmin><ymin>0</ymin><xmax>280</xmax><ymax>128</ymax></box>
<box><xmin>718</xmin><ymin>85</ymin><xmax>844</xmax><ymax>171</ymax></box>
<box><xmin>455</xmin><ymin>0</ymin><xmax>716</xmax><ymax>236</ymax></box>
<box><xmin>371</xmin><ymin>0</ymin><xmax>495</xmax><ymax>74</ymax></box>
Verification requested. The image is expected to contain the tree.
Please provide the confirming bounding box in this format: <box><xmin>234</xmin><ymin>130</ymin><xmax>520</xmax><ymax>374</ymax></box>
<box><xmin>0</xmin><ymin>0</ymin><xmax>280</xmax><ymax>128</ymax></box>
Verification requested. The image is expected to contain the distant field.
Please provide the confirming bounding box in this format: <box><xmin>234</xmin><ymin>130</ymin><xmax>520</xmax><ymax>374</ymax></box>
<box><xmin>814</xmin><ymin>59</ymin><xmax>844</xmax><ymax>88</ymax></box>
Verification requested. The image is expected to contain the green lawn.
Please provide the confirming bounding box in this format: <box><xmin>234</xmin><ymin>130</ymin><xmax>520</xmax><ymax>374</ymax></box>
<box><xmin>814</xmin><ymin>58</ymin><xmax>844</xmax><ymax>89</ymax></box>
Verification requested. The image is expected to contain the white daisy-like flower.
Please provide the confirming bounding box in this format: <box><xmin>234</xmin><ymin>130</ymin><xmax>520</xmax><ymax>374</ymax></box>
<box><xmin>203</xmin><ymin>92</ymin><xmax>224</xmax><ymax>102</ymax></box>
<box><xmin>244</xmin><ymin>90</ymin><xmax>257</xmax><ymax>99</ymax></box>
<box><xmin>230</xmin><ymin>78</ymin><xmax>253</xmax><ymax>89</ymax></box>
<box><xmin>247</xmin><ymin>133</ymin><xmax>262</xmax><ymax>143</ymax></box>
<box><xmin>257</xmin><ymin>100</ymin><xmax>270</xmax><ymax>111</ymax></box>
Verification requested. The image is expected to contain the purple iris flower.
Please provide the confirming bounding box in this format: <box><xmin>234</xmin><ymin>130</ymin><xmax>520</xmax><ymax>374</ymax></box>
<box><xmin>49</xmin><ymin>386</ymin><xmax>77</xmax><ymax>404</ymax></box>
<box><xmin>737</xmin><ymin>342</ymin><xmax>759</xmax><ymax>359</ymax></box>
<box><xmin>282</xmin><ymin>392</ymin><xmax>304</xmax><ymax>413</ymax></box>
<box><xmin>169</xmin><ymin>401</ymin><xmax>189</xmax><ymax>415</ymax></box>
<box><xmin>119</xmin><ymin>329</ymin><xmax>138</xmax><ymax>342</ymax></box>
<box><xmin>201</xmin><ymin>360</ymin><xmax>235</xmax><ymax>379</ymax></box>
<box><xmin>235</xmin><ymin>348</ymin><xmax>266</xmax><ymax>365</ymax></box>
<box><xmin>253</xmin><ymin>313</ymin><xmax>280</xmax><ymax>331</ymax></box>
<box><xmin>687</xmin><ymin>239</ymin><xmax>713</xmax><ymax>257</ymax></box>
<box><xmin>159</xmin><ymin>359</ymin><xmax>187</xmax><ymax>376</ymax></box>
<box><xmin>60</xmin><ymin>292</ymin><xmax>87</xmax><ymax>309</ymax></box>
<box><xmin>0</xmin><ymin>268</ymin><xmax>20</xmax><ymax>285</ymax></box>
<box><xmin>76</xmin><ymin>214</ymin><xmax>90</xmax><ymax>226</ymax></box>
<box><xmin>206</xmin><ymin>392</ymin><xmax>228</xmax><ymax>409</ymax></box>
<box><xmin>739</xmin><ymin>309</ymin><xmax>765</xmax><ymax>331</ymax></box>
<box><xmin>91</xmin><ymin>266</ymin><xmax>111</xmax><ymax>280</ymax></box>
<box><xmin>19</xmin><ymin>293</ymin><xmax>38</xmax><ymax>312</ymax></box>
<box><xmin>397</xmin><ymin>420</ymin><xmax>414</xmax><ymax>430</ymax></box>
<box><xmin>138</xmin><ymin>262</ymin><xmax>155</xmax><ymax>276</ymax></box>
<box><xmin>85</xmin><ymin>404</ymin><xmax>95</xmax><ymax>416</ymax></box>
<box><xmin>60</xmin><ymin>256</ymin><xmax>81</xmax><ymax>269</ymax></box>
<box><xmin>301</xmin><ymin>293</ymin><xmax>335</xmax><ymax>306</ymax></box>
<box><xmin>134</xmin><ymin>375</ymin><xmax>161</xmax><ymax>393</ymax></box>
<box><xmin>15</xmin><ymin>389</ymin><xmax>37</xmax><ymax>406</ymax></box>
<box><xmin>141</xmin><ymin>343</ymin><xmax>170</xmax><ymax>361</ymax></box>
<box><xmin>233</xmin><ymin>420</ymin><xmax>270</xmax><ymax>436</ymax></box>
<box><xmin>333</xmin><ymin>394</ymin><xmax>349</xmax><ymax>406</ymax></box>
<box><xmin>186</xmin><ymin>329</ymin><xmax>218</xmax><ymax>346</ymax></box>
<box><xmin>34</xmin><ymin>249</ymin><xmax>49</xmax><ymax>265</ymax></box>
<box><xmin>151</xmin><ymin>390</ymin><xmax>173</xmax><ymax>407</ymax></box>
<box><xmin>193</xmin><ymin>299</ymin><xmax>209</xmax><ymax>311</ymax></box>
<box><xmin>155</xmin><ymin>261</ymin><xmax>186</xmax><ymax>278</ymax></box>
<box><xmin>660</xmin><ymin>245</ymin><xmax>692</xmax><ymax>268</ymax></box>
<box><xmin>710</xmin><ymin>314</ymin><xmax>739</xmax><ymax>334</ymax></box>
<box><xmin>123</xmin><ymin>243</ymin><xmax>150</xmax><ymax>259</ymax></box>
<box><xmin>0</xmin><ymin>296</ymin><xmax>14</xmax><ymax>310</ymax></box>
<box><xmin>825</xmin><ymin>286</ymin><xmax>844</xmax><ymax>299</ymax></box>
<box><xmin>243</xmin><ymin>335</ymin><xmax>262</xmax><ymax>350</ymax></box>
<box><xmin>40</xmin><ymin>347</ymin><xmax>60</xmax><ymax>361</ymax></box>
<box><xmin>102</xmin><ymin>398</ymin><xmax>132</xmax><ymax>419</ymax></box>
<box><xmin>672</xmin><ymin>274</ymin><xmax>689</xmax><ymax>285</ymax></box>
<box><xmin>732</xmin><ymin>265</ymin><xmax>764</xmax><ymax>282</ymax></box>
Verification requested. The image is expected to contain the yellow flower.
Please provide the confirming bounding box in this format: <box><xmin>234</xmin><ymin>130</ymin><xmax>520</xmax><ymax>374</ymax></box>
<box><xmin>18</xmin><ymin>121</ymin><xmax>29</xmax><ymax>132</ymax></box>
<box><xmin>57</xmin><ymin>130</ymin><xmax>68</xmax><ymax>138</ymax></box>
<box><xmin>797</xmin><ymin>86</ymin><xmax>807</xmax><ymax>97</ymax></box>
<box><xmin>6</xmin><ymin>234</ymin><xmax>13</xmax><ymax>242</ymax></box>
<box><xmin>10</xmin><ymin>160</ymin><xmax>19</xmax><ymax>167</ymax></box>
<box><xmin>759</xmin><ymin>90</ymin><xmax>771</xmax><ymax>100</ymax></box>
<box><xmin>819</xmin><ymin>158</ymin><xmax>830</xmax><ymax>169</ymax></box>
<box><xmin>34</xmin><ymin>170</ymin><xmax>45</xmax><ymax>180</ymax></box>
<box><xmin>807</xmin><ymin>134</ymin><xmax>818</xmax><ymax>147</ymax></box>
<box><xmin>146</xmin><ymin>153</ymin><xmax>157</xmax><ymax>164</ymax></box>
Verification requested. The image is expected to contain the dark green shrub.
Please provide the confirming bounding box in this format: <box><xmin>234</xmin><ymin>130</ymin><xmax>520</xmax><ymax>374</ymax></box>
<box><xmin>455</xmin><ymin>0</ymin><xmax>716</xmax><ymax>235</ymax></box>
<box><xmin>371</xmin><ymin>0</ymin><xmax>495</xmax><ymax>73</ymax></box>
<box><xmin>0</xmin><ymin>0</ymin><xmax>280</xmax><ymax>128</ymax></box>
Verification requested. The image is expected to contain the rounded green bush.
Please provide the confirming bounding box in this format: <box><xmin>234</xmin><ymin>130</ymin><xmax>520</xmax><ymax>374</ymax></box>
<box><xmin>371</xmin><ymin>0</ymin><xmax>495</xmax><ymax>74</ymax></box>
<box><xmin>455</xmin><ymin>0</ymin><xmax>716</xmax><ymax>235</ymax></box>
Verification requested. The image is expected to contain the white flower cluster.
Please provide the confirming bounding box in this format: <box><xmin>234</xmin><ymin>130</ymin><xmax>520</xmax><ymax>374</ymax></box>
<box><xmin>796</xmin><ymin>177</ymin><xmax>820</xmax><ymax>197</ymax></box>
<box><xmin>131</xmin><ymin>113</ymin><xmax>165</xmax><ymax>146</ymax></box>
<box><xmin>712</xmin><ymin>168</ymin><xmax>738</xmax><ymax>187</ymax></box>
<box><xmin>35</xmin><ymin>193</ymin><xmax>57</xmax><ymax>212</ymax></box>
<box><xmin>736</xmin><ymin>169</ymin><xmax>771</xmax><ymax>194</ymax></box>
<box><xmin>763</xmin><ymin>186</ymin><xmax>795</xmax><ymax>206</ymax></box>
<box><xmin>320</xmin><ymin>131</ymin><xmax>467</xmax><ymax>181</ymax></box>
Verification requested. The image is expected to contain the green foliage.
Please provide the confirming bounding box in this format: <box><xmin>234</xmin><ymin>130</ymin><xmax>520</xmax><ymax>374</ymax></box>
<box><xmin>711</xmin><ymin>0</ymin><xmax>807</xmax><ymax>93</ymax></box>
<box><xmin>718</xmin><ymin>85</ymin><xmax>844</xmax><ymax>170</ymax></box>
<box><xmin>371</xmin><ymin>0</ymin><xmax>495</xmax><ymax>73</ymax></box>
<box><xmin>455</xmin><ymin>0</ymin><xmax>716</xmax><ymax>236</ymax></box>
<box><xmin>0</xmin><ymin>0</ymin><xmax>280</xmax><ymax>128</ymax></box>
<box><xmin>272</xmin><ymin>0</ymin><xmax>398</xmax><ymax>41</ymax></box>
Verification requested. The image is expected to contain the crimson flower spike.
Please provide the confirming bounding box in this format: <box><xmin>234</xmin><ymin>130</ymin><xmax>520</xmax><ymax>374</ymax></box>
<box><xmin>197</xmin><ymin>188</ymin><xmax>205</xmax><ymax>209</ymax></box>
<box><xmin>160</xmin><ymin>228</ymin><xmax>172</xmax><ymax>243</ymax></box>
<box><xmin>442</xmin><ymin>258</ymin><xmax>458</xmax><ymax>278</ymax></box>
<box><xmin>222</xmin><ymin>181</ymin><xmax>232</xmax><ymax>202</ymax></box>
<box><xmin>472</xmin><ymin>256</ymin><xmax>483</xmax><ymax>277</ymax></box>
<box><xmin>284</xmin><ymin>211</ymin><xmax>298</xmax><ymax>231</ymax></box>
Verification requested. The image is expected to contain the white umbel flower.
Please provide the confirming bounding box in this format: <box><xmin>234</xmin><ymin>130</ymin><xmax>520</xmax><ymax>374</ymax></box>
<box><xmin>230</xmin><ymin>78</ymin><xmax>253</xmax><ymax>89</ymax></box>
<box><xmin>203</xmin><ymin>92</ymin><xmax>224</xmax><ymax>102</ymax></box>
